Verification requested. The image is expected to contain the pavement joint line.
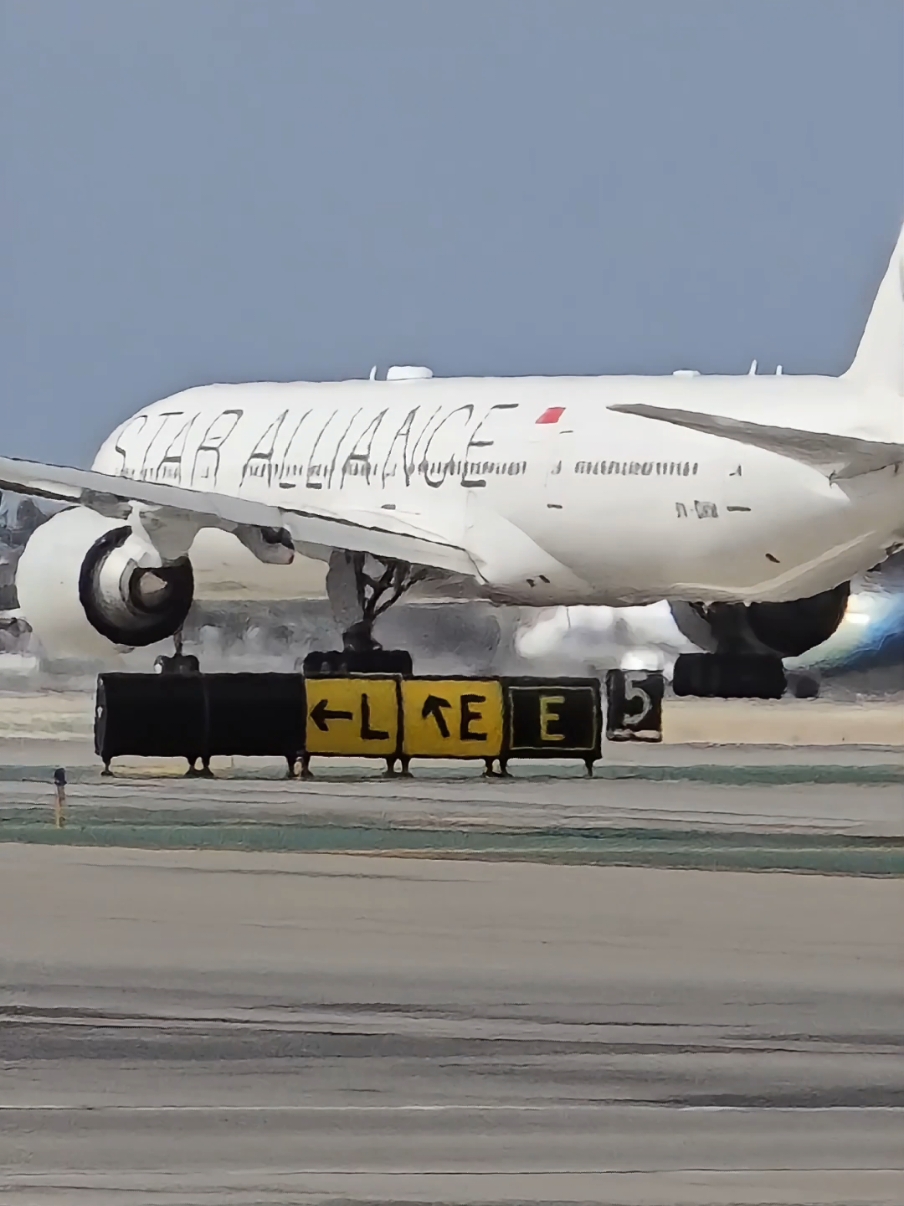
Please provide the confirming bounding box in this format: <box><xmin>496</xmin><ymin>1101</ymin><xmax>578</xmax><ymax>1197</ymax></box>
<box><xmin>3</xmin><ymin>1103</ymin><xmax>904</xmax><ymax>1112</ymax></box>
<box><xmin>3</xmin><ymin>764</ymin><xmax>904</xmax><ymax>785</ymax></box>
<box><xmin>2</xmin><ymin>819</ymin><xmax>902</xmax><ymax>844</ymax></box>
<box><xmin>0</xmin><ymin>837</ymin><xmax>901</xmax><ymax>875</ymax></box>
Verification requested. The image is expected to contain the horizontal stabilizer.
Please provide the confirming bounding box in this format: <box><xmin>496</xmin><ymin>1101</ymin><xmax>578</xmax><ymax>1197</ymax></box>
<box><xmin>0</xmin><ymin>455</ymin><xmax>475</xmax><ymax>575</ymax></box>
<box><xmin>609</xmin><ymin>403</ymin><xmax>904</xmax><ymax>480</ymax></box>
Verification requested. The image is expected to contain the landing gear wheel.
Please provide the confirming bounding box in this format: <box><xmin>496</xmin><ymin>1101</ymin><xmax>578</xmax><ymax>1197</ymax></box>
<box><xmin>302</xmin><ymin>648</ymin><xmax>414</xmax><ymax>676</ymax></box>
<box><xmin>154</xmin><ymin>630</ymin><xmax>199</xmax><ymax>676</ymax></box>
<box><xmin>673</xmin><ymin>653</ymin><xmax>786</xmax><ymax>699</ymax></box>
<box><xmin>154</xmin><ymin>653</ymin><xmax>200</xmax><ymax>676</ymax></box>
<box><xmin>788</xmin><ymin>672</ymin><xmax>820</xmax><ymax>700</ymax></box>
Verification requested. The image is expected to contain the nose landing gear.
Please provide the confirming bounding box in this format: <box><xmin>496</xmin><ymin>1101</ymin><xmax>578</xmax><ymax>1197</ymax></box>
<box><xmin>153</xmin><ymin>628</ymin><xmax>200</xmax><ymax>676</ymax></box>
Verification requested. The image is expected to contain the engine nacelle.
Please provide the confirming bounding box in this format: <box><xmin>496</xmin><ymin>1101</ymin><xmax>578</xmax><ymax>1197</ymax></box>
<box><xmin>670</xmin><ymin>583</ymin><xmax>851</xmax><ymax>660</ymax></box>
<box><xmin>16</xmin><ymin>507</ymin><xmax>194</xmax><ymax>659</ymax></box>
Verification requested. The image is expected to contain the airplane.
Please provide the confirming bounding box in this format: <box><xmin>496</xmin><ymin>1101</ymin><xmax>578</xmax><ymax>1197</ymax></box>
<box><xmin>3</xmin><ymin>221</ymin><xmax>903</xmax><ymax>698</ymax></box>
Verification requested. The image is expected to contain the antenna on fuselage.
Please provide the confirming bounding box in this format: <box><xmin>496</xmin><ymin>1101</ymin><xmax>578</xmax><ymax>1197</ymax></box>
<box><xmin>368</xmin><ymin>365</ymin><xmax>377</xmax><ymax>381</ymax></box>
<box><xmin>748</xmin><ymin>359</ymin><xmax>757</xmax><ymax>375</ymax></box>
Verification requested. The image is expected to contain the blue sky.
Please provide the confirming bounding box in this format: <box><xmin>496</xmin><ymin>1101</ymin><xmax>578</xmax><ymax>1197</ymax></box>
<box><xmin>3</xmin><ymin>0</ymin><xmax>902</xmax><ymax>464</ymax></box>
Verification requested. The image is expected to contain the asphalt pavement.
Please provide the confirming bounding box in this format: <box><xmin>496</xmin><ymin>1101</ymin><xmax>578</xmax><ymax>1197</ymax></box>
<box><xmin>1</xmin><ymin>845</ymin><xmax>902</xmax><ymax>1204</ymax></box>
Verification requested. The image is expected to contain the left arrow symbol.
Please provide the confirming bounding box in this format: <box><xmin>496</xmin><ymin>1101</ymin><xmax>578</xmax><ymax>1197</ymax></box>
<box><xmin>311</xmin><ymin>698</ymin><xmax>354</xmax><ymax>731</ymax></box>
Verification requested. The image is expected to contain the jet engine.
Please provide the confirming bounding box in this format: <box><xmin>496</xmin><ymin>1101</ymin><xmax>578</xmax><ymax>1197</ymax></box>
<box><xmin>670</xmin><ymin>583</ymin><xmax>851</xmax><ymax>660</ymax></box>
<box><xmin>15</xmin><ymin>506</ymin><xmax>194</xmax><ymax>659</ymax></box>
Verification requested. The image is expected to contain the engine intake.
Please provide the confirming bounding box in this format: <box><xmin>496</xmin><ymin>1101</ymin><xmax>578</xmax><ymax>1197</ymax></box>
<box><xmin>746</xmin><ymin>583</ymin><xmax>850</xmax><ymax>658</ymax></box>
<box><xmin>78</xmin><ymin>525</ymin><xmax>194</xmax><ymax>647</ymax></box>
<box><xmin>16</xmin><ymin>506</ymin><xmax>195</xmax><ymax>659</ymax></box>
<box><xmin>670</xmin><ymin>583</ymin><xmax>851</xmax><ymax>660</ymax></box>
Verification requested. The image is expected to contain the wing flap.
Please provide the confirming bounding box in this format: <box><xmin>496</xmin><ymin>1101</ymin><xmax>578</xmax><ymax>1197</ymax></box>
<box><xmin>0</xmin><ymin>455</ymin><xmax>474</xmax><ymax>575</ymax></box>
<box><xmin>609</xmin><ymin>403</ymin><xmax>904</xmax><ymax>480</ymax></box>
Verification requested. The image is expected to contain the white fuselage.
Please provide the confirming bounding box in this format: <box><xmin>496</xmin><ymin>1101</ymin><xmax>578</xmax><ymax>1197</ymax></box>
<box><xmin>92</xmin><ymin>373</ymin><xmax>904</xmax><ymax>607</ymax></box>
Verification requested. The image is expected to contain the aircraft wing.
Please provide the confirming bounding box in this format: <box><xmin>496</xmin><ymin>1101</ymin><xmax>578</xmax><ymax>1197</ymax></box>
<box><xmin>609</xmin><ymin>403</ymin><xmax>904</xmax><ymax>480</ymax></box>
<box><xmin>0</xmin><ymin>455</ymin><xmax>475</xmax><ymax>575</ymax></box>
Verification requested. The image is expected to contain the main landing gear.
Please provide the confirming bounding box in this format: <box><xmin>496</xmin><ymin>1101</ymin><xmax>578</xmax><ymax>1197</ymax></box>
<box><xmin>673</xmin><ymin>652</ymin><xmax>786</xmax><ymax>700</ymax></box>
<box><xmin>673</xmin><ymin>654</ymin><xmax>821</xmax><ymax>700</ymax></box>
<box><xmin>669</xmin><ymin>600</ymin><xmax>825</xmax><ymax>700</ymax></box>
<box><xmin>304</xmin><ymin>551</ymin><xmax>425</xmax><ymax>676</ymax></box>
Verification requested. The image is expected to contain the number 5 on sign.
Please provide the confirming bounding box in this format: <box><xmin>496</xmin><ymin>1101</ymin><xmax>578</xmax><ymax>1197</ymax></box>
<box><xmin>605</xmin><ymin>669</ymin><xmax>664</xmax><ymax>742</ymax></box>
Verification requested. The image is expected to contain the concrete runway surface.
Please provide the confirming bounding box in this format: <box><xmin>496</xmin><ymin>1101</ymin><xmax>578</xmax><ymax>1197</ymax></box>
<box><xmin>1</xmin><ymin>844</ymin><xmax>903</xmax><ymax>1204</ymax></box>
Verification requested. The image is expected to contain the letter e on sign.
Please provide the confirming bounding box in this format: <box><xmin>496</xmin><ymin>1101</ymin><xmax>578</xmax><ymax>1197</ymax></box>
<box><xmin>505</xmin><ymin>681</ymin><xmax>600</xmax><ymax>755</ymax></box>
<box><xmin>539</xmin><ymin>695</ymin><xmax>565</xmax><ymax>742</ymax></box>
<box><xmin>402</xmin><ymin>679</ymin><xmax>503</xmax><ymax>758</ymax></box>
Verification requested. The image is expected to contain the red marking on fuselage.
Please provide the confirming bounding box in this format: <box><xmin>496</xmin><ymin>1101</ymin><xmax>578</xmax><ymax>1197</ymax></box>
<box><xmin>536</xmin><ymin>407</ymin><xmax>565</xmax><ymax>424</ymax></box>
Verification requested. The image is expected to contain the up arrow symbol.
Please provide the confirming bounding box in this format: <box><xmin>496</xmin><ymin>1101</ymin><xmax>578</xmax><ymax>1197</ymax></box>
<box><xmin>420</xmin><ymin>694</ymin><xmax>451</xmax><ymax>738</ymax></box>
